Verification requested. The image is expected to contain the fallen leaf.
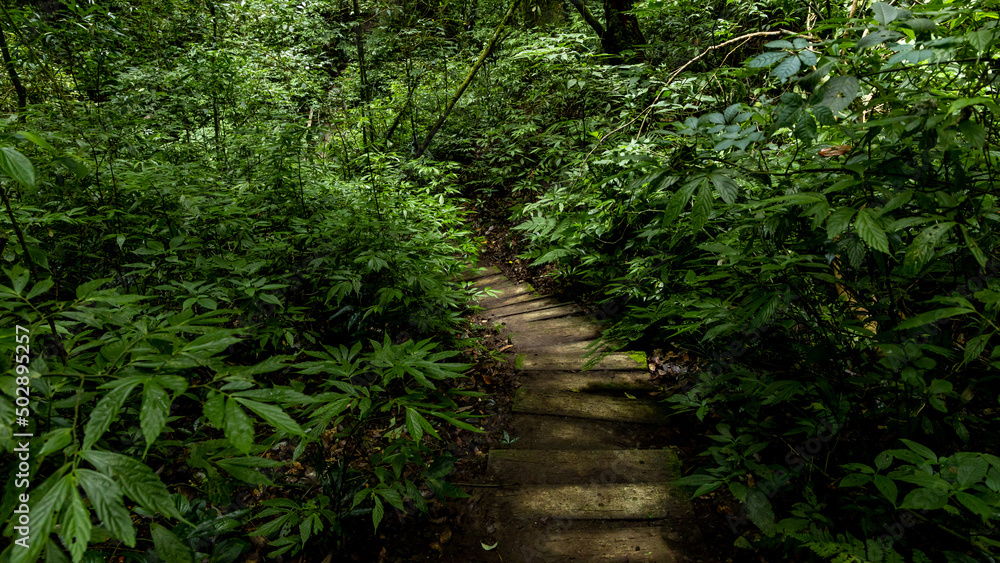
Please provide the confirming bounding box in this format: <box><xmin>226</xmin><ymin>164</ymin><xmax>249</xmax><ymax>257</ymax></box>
<box><xmin>482</xmin><ymin>541</ymin><xmax>499</xmax><ymax>551</ymax></box>
<box><xmin>818</xmin><ymin>145</ymin><xmax>852</xmax><ymax>157</ymax></box>
<box><xmin>439</xmin><ymin>527</ymin><xmax>452</xmax><ymax>544</ymax></box>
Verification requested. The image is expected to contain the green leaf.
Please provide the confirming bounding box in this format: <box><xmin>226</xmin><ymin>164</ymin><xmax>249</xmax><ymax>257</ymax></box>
<box><xmin>771</xmin><ymin>54</ymin><xmax>801</xmax><ymax>80</ymax></box>
<box><xmin>748</xmin><ymin>51</ymin><xmax>788</xmax><ymax>68</ymax></box>
<box><xmin>77</xmin><ymin>469</ymin><xmax>136</xmax><ymax>547</ymax></box>
<box><xmin>62</xmin><ymin>483</ymin><xmax>92</xmax><ymax>562</ymax></box>
<box><xmin>745</xmin><ymin>489</ymin><xmax>775</xmax><ymax>535</ymax></box>
<box><xmin>812</xmin><ymin>105</ymin><xmax>835</xmax><ymax>126</ymax></box>
<box><xmin>903</xmin><ymin>222</ymin><xmax>955</xmax><ymax>275</ymax></box>
<box><xmin>663</xmin><ymin>177</ymin><xmax>700</xmax><ymax>224</ymax></box>
<box><xmin>691</xmin><ymin>181</ymin><xmax>713</xmax><ymax>231</ymax></box>
<box><xmin>15</xmin><ymin>131</ymin><xmax>55</xmax><ymax>152</ymax></box>
<box><xmin>827</xmin><ymin>208</ymin><xmax>857</xmax><ymax>239</ymax></box>
<box><xmin>960</xmin><ymin>225</ymin><xmax>988</xmax><ymax>268</ymax></box>
<box><xmin>955</xmin><ymin>491</ymin><xmax>993</xmax><ymax>520</ymax></box>
<box><xmin>819</xmin><ymin>76</ymin><xmax>859</xmax><ymax>113</ymax></box>
<box><xmin>899</xmin><ymin>439</ymin><xmax>938</xmax><ymax>462</ymax></box>
<box><xmin>204</xmin><ymin>392</ymin><xmax>226</xmax><ymax>428</ymax></box>
<box><xmin>235</xmin><ymin>397</ymin><xmax>305</xmax><ymax>437</ymax></box>
<box><xmin>840</xmin><ymin>473</ymin><xmax>872</xmax><ymax>487</ymax></box>
<box><xmin>0</xmin><ymin>146</ymin><xmax>36</xmax><ymax>191</ymax></box>
<box><xmin>794</xmin><ymin>110</ymin><xmax>817</xmax><ymax>141</ymax></box>
<box><xmin>80</xmin><ymin>451</ymin><xmax>186</xmax><ymax>521</ymax></box>
<box><xmin>406</xmin><ymin>407</ymin><xmax>424</xmax><ymax>441</ymax></box>
<box><xmin>958</xmin><ymin>120</ymin><xmax>987</xmax><ymax>147</ymax></box>
<box><xmin>10</xmin><ymin>474</ymin><xmax>71</xmax><ymax>563</ymax></box>
<box><xmin>966</xmin><ymin>29</ymin><xmax>996</xmax><ymax>54</ymax></box>
<box><xmin>140</xmin><ymin>382</ymin><xmax>169</xmax><ymax>448</ymax></box>
<box><xmin>709</xmin><ymin>170</ymin><xmax>739</xmax><ymax>204</ymax></box>
<box><xmin>797</xmin><ymin>49</ymin><xmax>818</xmax><ymax>67</ymax></box>
<box><xmin>858</xmin><ymin>29</ymin><xmax>902</xmax><ymax>50</ymax></box>
<box><xmin>26</xmin><ymin>278</ymin><xmax>55</xmax><ymax>300</ymax></box>
<box><xmin>899</xmin><ymin>487</ymin><xmax>948</xmax><ymax>510</ymax></box>
<box><xmin>53</xmin><ymin>156</ymin><xmax>89</xmax><ymax>179</ymax></box>
<box><xmin>482</xmin><ymin>541</ymin><xmax>499</xmax><ymax>551</ymax></box>
<box><xmin>82</xmin><ymin>380</ymin><xmax>142</xmax><ymax>451</ymax></box>
<box><xmin>855</xmin><ymin>208</ymin><xmax>889</xmax><ymax>253</ymax></box>
<box><xmin>151</xmin><ymin>523</ymin><xmax>194</xmax><ymax>563</ymax></box>
<box><xmin>896</xmin><ymin>307</ymin><xmax>974</xmax><ymax>331</ymax></box>
<box><xmin>874</xmin><ymin>474</ymin><xmax>898</xmax><ymax>505</ymax></box>
<box><xmin>372</xmin><ymin>495</ymin><xmax>384</xmax><ymax>532</ymax></box>
<box><xmin>872</xmin><ymin>2</ymin><xmax>899</xmax><ymax>25</ymax></box>
<box><xmin>763</xmin><ymin>40</ymin><xmax>795</xmax><ymax>49</ymax></box>
<box><xmin>225</xmin><ymin>398</ymin><xmax>255</xmax><ymax>453</ymax></box>
<box><xmin>963</xmin><ymin>333</ymin><xmax>991</xmax><ymax>365</ymax></box>
<box><xmin>956</xmin><ymin>457</ymin><xmax>988</xmax><ymax>489</ymax></box>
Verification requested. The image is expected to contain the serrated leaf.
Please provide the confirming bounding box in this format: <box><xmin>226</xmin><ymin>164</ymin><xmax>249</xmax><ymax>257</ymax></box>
<box><xmin>812</xmin><ymin>105</ymin><xmax>835</xmax><ymax>126</ymax></box>
<box><xmin>224</xmin><ymin>398</ymin><xmax>255</xmax><ymax>453</ymax></box>
<box><xmin>83</xmin><ymin>380</ymin><xmax>142</xmax><ymax>451</ymax></box>
<box><xmin>62</xmin><ymin>483</ymin><xmax>92</xmax><ymax>562</ymax></box>
<box><xmin>77</xmin><ymin>469</ymin><xmax>136</xmax><ymax>547</ymax></box>
<box><xmin>855</xmin><ymin>208</ymin><xmax>889</xmax><ymax>253</ymax></box>
<box><xmin>235</xmin><ymin>397</ymin><xmax>305</xmax><ymax>437</ymax></box>
<box><xmin>0</xmin><ymin>146</ymin><xmax>36</xmax><ymax>191</ymax></box>
<box><xmin>795</xmin><ymin>110</ymin><xmax>817</xmax><ymax>141</ymax></box>
<box><xmin>872</xmin><ymin>2</ymin><xmax>899</xmax><ymax>25</ymax></box>
<box><xmin>691</xmin><ymin>181</ymin><xmax>713</xmax><ymax>231</ymax></box>
<box><xmin>748</xmin><ymin>51</ymin><xmax>789</xmax><ymax>68</ymax></box>
<box><xmin>663</xmin><ymin>178</ymin><xmax>699</xmax><ymax>224</ymax></box>
<box><xmin>10</xmin><ymin>475</ymin><xmax>71</xmax><ymax>563</ymax></box>
<box><xmin>775</xmin><ymin>104</ymin><xmax>801</xmax><ymax>128</ymax></box>
<box><xmin>372</xmin><ymin>495</ymin><xmax>384</xmax><ymax>532</ymax></box>
<box><xmin>797</xmin><ymin>49</ymin><xmax>818</xmax><ymax>67</ymax></box>
<box><xmin>771</xmin><ymin>54</ymin><xmax>801</xmax><ymax>80</ymax></box>
<box><xmin>819</xmin><ymin>76</ymin><xmax>860</xmax><ymax>113</ymax></box>
<box><xmin>204</xmin><ymin>392</ymin><xmax>226</xmax><ymax>428</ymax></box>
<box><xmin>151</xmin><ymin>523</ymin><xmax>194</xmax><ymax>563</ymax></box>
<box><xmin>709</xmin><ymin>170</ymin><xmax>739</xmax><ymax>204</ymax></box>
<box><xmin>896</xmin><ymin>307</ymin><xmax>974</xmax><ymax>331</ymax></box>
<box><xmin>140</xmin><ymin>381</ymin><xmax>169</xmax><ymax>448</ymax></box>
<box><xmin>903</xmin><ymin>222</ymin><xmax>955</xmax><ymax>275</ymax></box>
<box><xmin>80</xmin><ymin>451</ymin><xmax>186</xmax><ymax>521</ymax></box>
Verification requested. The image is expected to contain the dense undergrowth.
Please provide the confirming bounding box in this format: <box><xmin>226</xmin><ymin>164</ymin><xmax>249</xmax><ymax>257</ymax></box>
<box><xmin>1</xmin><ymin>0</ymin><xmax>998</xmax><ymax>561</ymax></box>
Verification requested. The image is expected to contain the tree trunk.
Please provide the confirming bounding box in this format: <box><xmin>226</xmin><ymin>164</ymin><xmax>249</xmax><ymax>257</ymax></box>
<box><xmin>567</xmin><ymin>0</ymin><xmax>605</xmax><ymax>38</ymax></box>
<box><xmin>414</xmin><ymin>1</ymin><xmax>517</xmax><ymax>159</ymax></box>
<box><xmin>601</xmin><ymin>0</ymin><xmax>645</xmax><ymax>62</ymax></box>
<box><xmin>0</xmin><ymin>25</ymin><xmax>27</xmax><ymax>111</ymax></box>
<box><xmin>522</xmin><ymin>0</ymin><xmax>564</xmax><ymax>27</ymax></box>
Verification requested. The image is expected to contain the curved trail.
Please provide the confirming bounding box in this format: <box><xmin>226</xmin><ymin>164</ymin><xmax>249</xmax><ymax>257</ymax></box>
<box><xmin>465</xmin><ymin>266</ymin><xmax>703</xmax><ymax>562</ymax></box>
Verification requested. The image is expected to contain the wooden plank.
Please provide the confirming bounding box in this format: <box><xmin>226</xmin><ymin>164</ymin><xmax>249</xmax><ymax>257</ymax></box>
<box><xmin>487</xmin><ymin>296</ymin><xmax>573</xmax><ymax>317</ymax></box>
<box><xmin>504</xmin><ymin>320</ymin><xmax>601</xmax><ymax>343</ymax></box>
<box><xmin>513</xmin><ymin>388</ymin><xmax>667</xmax><ymax>424</ymax></box>
<box><xmin>517</xmin><ymin>351</ymin><xmax>645</xmax><ymax>371</ymax></box>
<box><xmin>495</xmin><ymin>483</ymin><xmax>684</xmax><ymax>520</ymax></box>
<box><xmin>505</xmin><ymin>414</ymin><xmax>664</xmax><ymax>450</ymax></box>
<box><xmin>486</xmin><ymin>303</ymin><xmax>582</xmax><ymax>323</ymax></box>
<box><xmin>517</xmin><ymin>370</ymin><xmax>658</xmax><ymax>392</ymax></box>
<box><xmin>488</xmin><ymin>449</ymin><xmax>676</xmax><ymax>484</ymax></box>
<box><xmin>515</xmin><ymin>524</ymin><xmax>681</xmax><ymax>562</ymax></box>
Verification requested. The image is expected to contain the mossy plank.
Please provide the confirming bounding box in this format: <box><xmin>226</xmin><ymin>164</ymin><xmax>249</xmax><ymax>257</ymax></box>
<box><xmin>488</xmin><ymin>449</ymin><xmax>676</xmax><ymax>484</ymax></box>
<box><xmin>495</xmin><ymin>483</ymin><xmax>684</xmax><ymax>520</ymax></box>
<box><xmin>513</xmin><ymin>388</ymin><xmax>667</xmax><ymax>423</ymax></box>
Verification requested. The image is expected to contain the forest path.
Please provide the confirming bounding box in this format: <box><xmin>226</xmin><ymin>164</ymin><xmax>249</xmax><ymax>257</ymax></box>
<box><xmin>465</xmin><ymin>266</ymin><xmax>703</xmax><ymax>562</ymax></box>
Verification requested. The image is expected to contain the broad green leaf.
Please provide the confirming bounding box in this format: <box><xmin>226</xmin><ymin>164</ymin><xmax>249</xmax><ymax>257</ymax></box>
<box><xmin>53</xmin><ymin>156</ymin><xmax>89</xmax><ymax>179</ymax></box>
<box><xmin>794</xmin><ymin>110</ymin><xmax>817</xmax><ymax>141</ymax></box>
<box><xmin>812</xmin><ymin>105</ymin><xmax>835</xmax><ymax>126</ymax></box>
<box><xmin>797</xmin><ymin>49</ymin><xmax>817</xmax><ymax>67</ymax></box>
<box><xmin>874</xmin><ymin>474</ymin><xmax>898</xmax><ymax>504</ymax></box>
<box><xmin>896</xmin><ymin>307</ymin><xmax>974</xmax><ymax>331</ymax></box>
<box><xmin>904</xmin><ymin>18</ymin><xmax>938</xmax><ymax>32</ymax></box>
<box><xmin>872</xmin><ymin>2</ymin><xmax>899</xmax><ymax>25</ymax></box>
<box><xmin>962</xmin><ymin>333</ymin><xmax>991</xmax><ymax>365</ymax></box>
<box><xmin>959</xmin><ymin>120</ymin><xmax>987</xmax><ymax>147</ymax></box>
<box><xmin>819</xmin><ymin>76</ymin><xmax>859</xmax><ymax>113</ymax></box>
<box><xmin>372</xmin><ymin>495</ymin><xmax>385</xmax><ymax>532</ymax></box>
<box><xmin>62</xmin><ymin>483</ymin><xmax>92</xmax><ymax>562</ymax></box>
<box><xmin>763</xmin><ymin>40</ymin><xmax>794</xmax><ymax>49</ymax></box>
<box><xmin>663</xmin><ymin>177</ymin><xmax>700</xmax><ymax>224</ymax></box>
<box><xmin>966</xmin><ymin>29</ymin><xmax>996</xmax><ymax>54</ymax></box>
<box><xmin>82</xmin><ymin>380</ymin><xmax>142</xmax><ymax>451</ymax></box>
<box><xmin>151</xmin><ymin>523</ymin><xmax>194</xmax><ymax>563</ymax></box>
<box><xmin>748</xmin><ymin>51</ymin><xmax>788</xmax><ymax>68</ymax></box>
<box><xmin>77</xmin><ymin>469</ymin><xmax>136</xmax><ymax>547</ymax></box>
<box><xmin>26</xmin><ymin>278</ymin><xmax>55</xmax><ymax>300</ymax></box>
<box><xmin>858</xmin><ymin>29</ymin><xmax>902</xmax><ymax>50</ymax></box>
<box><xmin>204</xmin><ymin>392</ymin><xmax>226</xmax><ymax>428</ymax></box>
<box><xmin>771</xmin><ymin>54</ymin><xmax>801</xmax><ymax>80</ymax></box>
<box><xmin>225</xmin><ymin>398</ymin><xmax>255</xmax><ymax>453</ymax></box>
<box><xmin>903</xmin><ymin>222</ymin><xmax>954</xmax><ymax>275</ymax></box>
<box><xmin>709</xmin><ymin>171</ymin><xmax>739</xmax><ymax>205</ymax></box>
<box><xmin>234</xmin><ymin>397</ymin><xmax>305</xmax><ymax>437</ymax></box>
<box><xmin>899</xmin><ymin>439</ymin><xmax>938</xmax><ymax>462</ymax></box>
<box><xmin>140</xmin><ymin>381</ymin><xmax>169</xmax><ymax>447</ymax></box>
<box><xmin>0</xmin><ymin>146</ymin><xmax>36</xmax><ymax>191</ymax></box>
<box><xmin>216</xmin><ymin>460</ymin><xmax>276</xmax><ymax>486</ymax></box>
<box><xmin>855</xmin><ymin>208</ymin><xmax>889</xmax><ymax>253</ymax></box>
<box><xmin>956</xmin><ymin>457</ymin><xmax>989</xmax><ymax>489</ymax></box>
<box><xmin>955</xmin><ymin>491</ymin><xmax>993</xmax><ymax>520</ymax></box>
<box><xmin>80</xmin><ymin>451</ymin><xmax>186</xmax><ymax>521</ymax></box>
<box><xmin>406</xmin><ymin>407</ymin><xmax>424</xmax><ymax>441</ymax></box>
<box><xmin>745</xmin><ymin>489</ymin><xmax>775</xmax><ymax>534</ymax></box>
<box><xmin>840</xmin><ymin>473</ymin><xmax>872</xmax><ymax>487</ymax></box>
<box><xmin>899</xmin><ymin>487</ymin><xmax>948</xmax><ymax>510</ymax></box>
<box><xmin>15</xmin><ymin>131</ymin><xmax>55</xmax><ymax>152</ymax></box>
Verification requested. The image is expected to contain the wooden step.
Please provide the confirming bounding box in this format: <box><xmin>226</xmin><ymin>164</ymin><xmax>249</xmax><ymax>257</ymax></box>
<box><xmin>505</xmin><ymin>414</ymin><xmax>665</xmax><ymax>450</ymax></box>
<box><xmin>488</xmin><ymin>449</ymin><xmax>676</xmax><ymax>484</ymax></box>
<box><xmin>486</xmin><ymin>303</ymin><xmax>583</xmax><ymax>323</ymax></box>
<box><xmin>495</xmin><ymin>483</ymin><xmax>685</xmax><ymax>520</ymax></box>
<box><xmin>486</xmin><ymin>295</ymin><xmax>571</xmax><ymax>317</ymax></box>
<box><xmin>513</xmin><ymin>388</ymin><xmax>667</xmax><ymax>424</ymax></box>
<box><xmin>517</xmin><ymin>351</ymin><xmax>645</xmax><ymax>371</ymax></box>
<box><xmin>511</xmin><ymin>522</ymin><xmax>682</xmax><ymax>562</ymax></box>
<box><xmin>504</xmin><ymin>319</ymin><xmax>601</xmax><ymax>343</ymax></box>
<box><xmin>517</xmin><ymin>370</ymin><xmax>658</xmax><ymax>392</ymax></box>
